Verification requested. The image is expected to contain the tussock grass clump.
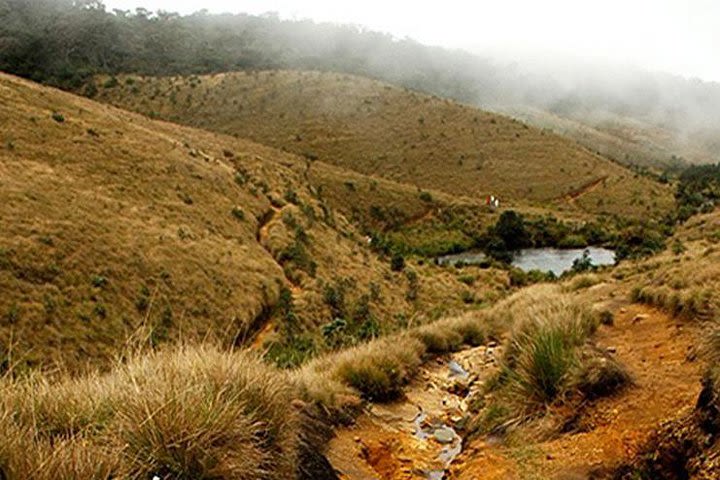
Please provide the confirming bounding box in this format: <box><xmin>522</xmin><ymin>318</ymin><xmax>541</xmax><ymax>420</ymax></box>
<box><xmin>500</xmin><ymin>301</ymin><xmax>596</xmax><ymax>405</ymax></box>
<box><xmin>296</xmin><ymin>310</ymin><xmax>492</xmax><ymax>406</ymax></box>
<box><xmin>411</xmin><ymin>312</ymin><xmax>490</xmax><ymax>353</ymax></box>
<box><xmin>565</xmin><ymin>273</ymin><xmax>602</xmax><ymax>292</ymax></box>
<box><xmin>0</xmin><ymin>345</ymin><xmax>302</xmax><ymax>480</ymax></box>
<box><xmin>114</xmin><ymin>347</ymin><xmax>300</xmax><ymax>479</ymax></box>
<box><xmin>316</xmin><ymin>337</ymin><xmax>425</xmax><ymax>402</ymax></box>
<box><xmin>474</xmin><ymin>289</ymin><xmax>627</xmax><ymax>433</ymax></box>
<box><xmin>631</xmin><ymin>285</ymin><xmax>714</xmax><ymax>320</ymax></box>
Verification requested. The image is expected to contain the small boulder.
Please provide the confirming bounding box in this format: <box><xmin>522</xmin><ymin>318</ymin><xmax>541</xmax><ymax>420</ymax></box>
<box><xmin>433</xmin><ymin>426</ymin><xmax>456</xmax><ymax>444</ymax></box>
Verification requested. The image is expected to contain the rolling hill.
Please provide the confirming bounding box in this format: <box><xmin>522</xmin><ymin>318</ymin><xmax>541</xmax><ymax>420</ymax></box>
<box><xmin>0</xmin><ymin>72</ymin><xmax>506</xmax><ymax>371</ymax></box>
<box><xmin>90</xmin><ymin>70</ymin><xmax>675</xmax><ymax>218</ymax></box>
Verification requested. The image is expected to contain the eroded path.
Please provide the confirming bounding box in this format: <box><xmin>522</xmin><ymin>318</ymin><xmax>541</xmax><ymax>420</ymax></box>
<box><xmin>328</xmin><ymin>345</ymin><xmax>502</xmax><ymax>479</ymax></box>
<box><xmin>328</xmin><ymin>302</ymin><xmax>702</xmax><ymax>480</ymax></box>
<box><xmin>453</xmin><ymin>304</ymin><xmax>701</xmax><ymax>479</ymax></box>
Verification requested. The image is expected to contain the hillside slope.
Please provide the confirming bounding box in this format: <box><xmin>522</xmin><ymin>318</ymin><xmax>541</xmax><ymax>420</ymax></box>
<box><xmin>0</xmin><ymin>72</ymin><xmax>505</xmax><ymax>370</ymax></box>
<box><xmin>499</xmin><ymin>104</ymin><xmax>713</xmax><ymax>170</ymax></box>
<box><xmin>91</xmin><ymin>70</ymin><xmax>674</xmax><ymax>218</ymax></box>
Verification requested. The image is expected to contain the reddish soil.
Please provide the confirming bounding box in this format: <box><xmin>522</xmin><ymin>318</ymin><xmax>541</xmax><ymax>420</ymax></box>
<box><xmin>452</xmin><ymin>304</ymin><xmax>701</xmax><ymax>479</ymax></box>
<box><xmin>327</xmin><ymin>303</ymin><xmax>702</xmax><ymax>480</ymax></box>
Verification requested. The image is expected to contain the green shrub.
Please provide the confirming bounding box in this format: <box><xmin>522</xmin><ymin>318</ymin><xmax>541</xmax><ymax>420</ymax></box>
<box><xmin>231</xmin><ymin>206</ymin><xmax>245</xmax><ymax>221</ymax></box>
<box><xmin>457</xmin><ymin>274</ymin><xmax>476</xmax><ymax>286</ymax></box>
<box><xmin>419</xmin><ymin>191</ymin><xmax>433</xmax><ymax>202</ymax></box>
<box><xmin>283</xmin><ymin>189</ymin><xmax>300</xmax><ymax>205</ymax></box>
<box><xmin>51</xmin><ymin>112</ymin><xmax>65</xmax><ymax>123</ymax></box>
<box><xmin>575</xmin><ymin>353</ymin><xmax>630</xmax><ymax>399</ymax></box>
<box><xmin>598</xmin><ymin>309</ymin><xmax>614</xmax><ymax>326</ymax></box>
<box><xmin>103</xmin><ymin>77</ymin><xmax>119</xmax><ymax>88</ymax></box>
<box><xmin>390</xmin><ymin>253</ymin><xmax>405</xmax><ymax>272</ymax></box>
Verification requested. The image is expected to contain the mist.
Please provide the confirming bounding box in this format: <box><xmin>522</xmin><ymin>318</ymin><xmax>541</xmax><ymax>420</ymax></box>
<box><xmin>2</xmin><ymin>0</ymin><xmax>719</xmax><ymax>166</ymax></box>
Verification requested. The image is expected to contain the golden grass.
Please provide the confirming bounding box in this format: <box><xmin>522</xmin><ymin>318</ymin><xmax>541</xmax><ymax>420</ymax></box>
<box><xmin>470</xmin><ymin>285</ymin><xmax>629</xmax><ymax>434</ymax></box>
<box><xmin>564</xmin><ymin>273</ymin><xmax>602</xmax><ymax>292</ymax></box>
<box><xmin>620</xmin><ymin>209</ymin><xmax>720</xmax><ymax>321</ymax></box>
<box><xmin>0</xmin><ymin>345</ymin><xmax>301</xmax><ymax>480</ymax></box>
<box><xmin>0</xmin><ymin>71</ymin><xmax>509</xmax><ymax>371</ymax></box>
<box><xmin>0</xmin><ymin>297</ymin><xmax>506</xmax><ymax>478</ymax></box>
<box><xmin>295</xmin><ymin>311</ymin><xmax>490</xmax><ymax>405</ymax></box>
<box><xmin>92</xmin><ymin>70</ymin><xmax>674</xmax><ymax>218</ymax></box>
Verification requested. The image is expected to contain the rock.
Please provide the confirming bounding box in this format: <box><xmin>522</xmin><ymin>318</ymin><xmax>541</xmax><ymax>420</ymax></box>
<box><xmin>488</xmin><ymin>341</ymin><xmax>498</xmax><ymax>348</ymax></box>
<box><xmin>448</xmin><ymin>380</ymin><xmax>470</xmax><ymax>397</ymax></box>
<box><xmin>632</xmin><ymin>314</ymin><xmax>648</xmax><ymax>324</ymax></box>
<box><xmin>433</xmin><ymin>426</ymin><xmax>456</xmax><ymax>444</ymax></box>
<box><xmin>606</xmin><ymin>346</ymin><xmax>617</xmax><ymax>354</ymax></box>
<box><xmin>620</xmin><ymin>308</ymin><xmax>627</xmax><ymax>313</ymax></box>
<box><xmin>448</xmin><ymin>360</ymin><xmax>469</xmax><ymax>378</ymax></box>
<box><xmin>452</xmin><ymin>415</ymin><xmax>470</xmax><ymax>431</ymax></box>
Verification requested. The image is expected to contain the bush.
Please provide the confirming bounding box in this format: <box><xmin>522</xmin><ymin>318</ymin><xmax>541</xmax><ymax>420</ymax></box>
<box><xmin>51</xmin><ymin>112</ymin><xmax>65</xmax><ymax>123</ymax></box>
<box><xmin>331</xmin><ymin>338</ymin><xmax>424</xmax><ymax>401</ymax></box>
<box><xmin>103</xmin><ymin>77</ymin><xmax>119</xmax><ymax>88</ymax></box>
<box><xmin>390</xmin><ymin>253</ymin><xmax>405</xmax><ymax>272</ymax></box>
<box><xmin>575</xmin><ymin>352</ymin><xmax>630</xmax><ymax>399</ymax></box>
<box><xmin>231</xmin><ymin>206</ymin><xmax>245</xmax><ymax>220</ymax></box>
<box><xmin>479</xmin><ymin>291</ymin><xmax>604</xmax><ymax>429</ymax></box>
<box><xmin>598</xmin><ymin>309</ymin><xmax>614</xmax><ymax>326</ymax></box>
<box><xmin>419</xmin><ymin>191</ymin><xmax>433</xmax><ymax>202</ymax></box>
<box><xmin>570</xmin><ymin>250</ymin><xmax>595</xmax><ymax>273</ymax></box>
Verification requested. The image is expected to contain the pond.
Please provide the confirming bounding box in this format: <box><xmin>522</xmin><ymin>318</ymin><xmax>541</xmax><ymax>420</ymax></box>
<box><xmin>437</xmin><ymin>247</ymin><xmax>615</xmax><ymax>276</ymax></box>
<box><xmin>512</xmin><ymin>247</ymin><xmax>615</xmax><ymax>276</ymax></box>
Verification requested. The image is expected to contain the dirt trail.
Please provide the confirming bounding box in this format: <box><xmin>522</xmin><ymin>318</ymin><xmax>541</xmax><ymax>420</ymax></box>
<box><xmin>328</xmin><ymin>345</ymin><xmax>503</xmax><ymax>479</ymax></box>
<box><xmin>563</xmin><ymin>175</ymin><xmax>609</xmax><ymax>206</ymax></box>
<box><xmin>257</xmin><ymin>205</ymin><xmax>281</xmax><ymax>244</ymax></box>
<box><xmin>453</xmin><ymin>304</ymin><xmax>701</xmax><ymax>479</ymax></box>
<box><xmin>327</xmin><ymin>303</ymin><xmax>701</xmax><ymax>480</ymax></box>
<box><xmin>247</xmin><ymin>205</ymin><xmax>294</xmax><ymax>351</ymax></box>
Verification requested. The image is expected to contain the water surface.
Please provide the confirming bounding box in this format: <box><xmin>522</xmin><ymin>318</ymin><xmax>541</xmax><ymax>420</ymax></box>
<box><xmin>437</xmin><ymin>247</ymin><xmax>615</xmax><ymax>275</ymax></box>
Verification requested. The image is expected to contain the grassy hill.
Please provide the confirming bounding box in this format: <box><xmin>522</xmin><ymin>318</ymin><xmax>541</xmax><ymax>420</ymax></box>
<box><xmin>0</xmin><ymin>72</ymin><xmax>507</xmax><ymax>371</ymax></box>
<box><xmin>90</xmin><ymin>70</ymin><xmax>675</xmax><ymax>218</ymax></box>
<box><xmin>498</xmin><ymin>104</ymin><xmax>714</xmax><ymax>170</ymax></box>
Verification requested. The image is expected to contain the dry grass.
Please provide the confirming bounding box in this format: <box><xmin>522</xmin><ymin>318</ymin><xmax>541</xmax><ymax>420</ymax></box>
<box><xmin>295</xmin><ymin>310</ymin><xmax>493</xmax><ymax>405</ymax></box>
<box><xmin>0</xmin><ymin>71</ymin><xmax>509</xmax><ymax>371</ymax></box>
<box><xmin>565</xmin><ymin>273</ymin><xmax>602</xmax><ymax>292</ymax></box>
<box><xmin>294</xmin><ymin>287</ymin><xmax>579</xmax><ymax>411</ymax></box>
<box><xmin>92</xmin><ymin>71</ymin><xmax>674</xmax><ymax>218</ymax></box>
<box><xmin>0</xmin><ymin>345</ymin><xmax>301</xmax><ymax>480</ymax></box>
<box><xmin>622</xmin><ymin>209</ymin><xmax>720</xmax><ymax>321</ymax></box>
<box><xmin>471</xmin><ymin>286</ymin><xmax>629</xmax><ymax>434</ymax></box>
<box><xmin>0</xmin><ymin>303</ymin><xmax>505</xmax><ymax>478</ymax></box>
<box><xmin>499</xmin><ymin>104</ymin><xmax>718</xmax><ymax>170</ymax></box>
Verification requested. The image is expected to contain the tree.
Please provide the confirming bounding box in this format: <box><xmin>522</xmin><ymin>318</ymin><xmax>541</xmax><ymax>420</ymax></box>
<box><xmin>494</xmin><ymin>210</ymin><xmax>531</xmax><ymax>250</ymax></box>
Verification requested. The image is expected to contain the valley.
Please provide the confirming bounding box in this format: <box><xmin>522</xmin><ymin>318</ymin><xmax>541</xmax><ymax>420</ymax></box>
<box><xmin>1</xmin><ymin>4</ymin><xmax>720</xmax><ymax>479</ymax></box>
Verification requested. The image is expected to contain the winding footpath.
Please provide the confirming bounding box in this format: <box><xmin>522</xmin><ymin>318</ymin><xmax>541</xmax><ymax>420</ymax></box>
<box><xmin>327</xmin><ymin>302</ymin><xmax>702</xmax><ymax>479</ymax></box>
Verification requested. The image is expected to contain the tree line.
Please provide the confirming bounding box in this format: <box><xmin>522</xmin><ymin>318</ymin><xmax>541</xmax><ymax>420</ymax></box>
<box><xmin>0</xmin><ymin>0</ymin><xmax>500</xmax><ymax>99</ymax></box>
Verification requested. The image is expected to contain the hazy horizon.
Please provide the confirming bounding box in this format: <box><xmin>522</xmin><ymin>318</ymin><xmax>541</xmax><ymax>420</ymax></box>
<box><xmin>101</xmin><ymin>0</ymin><xmax>720</xmax><ymax>83</ymax></box>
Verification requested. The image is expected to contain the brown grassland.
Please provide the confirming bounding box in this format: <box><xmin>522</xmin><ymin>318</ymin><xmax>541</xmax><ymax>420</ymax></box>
<box><xmin>2</xmin><ymin>68</ymin><xmax>719</xmax><ymax>480</ymax></box>
<box><xmin>90</xmin><ymin>70</ymin><xmax>674</xmax><ymax>218</ymax></box>
<box><xmin>0</xmin><ymin>72</ymin><xmax>507</xmax><ymax>371</ymax></box>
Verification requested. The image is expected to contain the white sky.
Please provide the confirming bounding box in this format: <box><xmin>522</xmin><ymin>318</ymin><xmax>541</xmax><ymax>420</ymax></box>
<box><xmin>103</xmin><ymin>0</ymin><xmax>720</xmax><ymax>82</ymax></box>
